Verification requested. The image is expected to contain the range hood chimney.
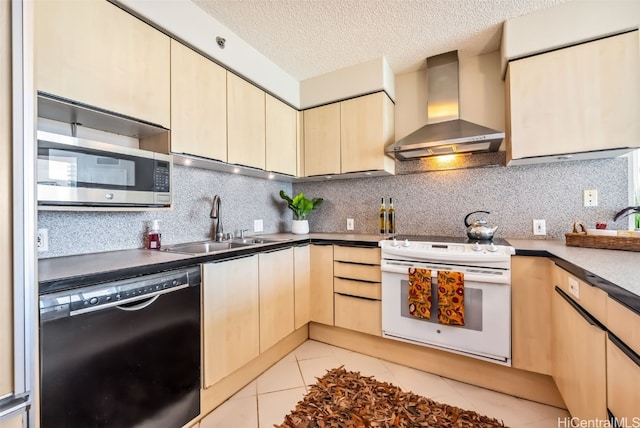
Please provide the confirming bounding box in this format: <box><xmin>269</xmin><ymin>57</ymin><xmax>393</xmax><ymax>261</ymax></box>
<box><xmin>387</xmin><ymin>51</ymin><xmax>504</xmax><ymax>161</ymax></box>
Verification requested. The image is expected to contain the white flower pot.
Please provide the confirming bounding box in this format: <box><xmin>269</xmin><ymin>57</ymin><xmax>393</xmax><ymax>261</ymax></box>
<box><xmin>291</xmin><ymin>220</ymin><xmax>309</xmax><ymax>235</ymax></box>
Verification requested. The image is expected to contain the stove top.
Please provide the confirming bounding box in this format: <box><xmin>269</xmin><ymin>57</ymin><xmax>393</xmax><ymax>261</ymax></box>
<box><xmin>379</xmin><ymin>235</ymin><xmax>514</xmax><ymax>267</ymax></box>
<box><xmin>389</xmin><ymin>235</ymin><xmax>510</xmax><ymax>246</ymax></box>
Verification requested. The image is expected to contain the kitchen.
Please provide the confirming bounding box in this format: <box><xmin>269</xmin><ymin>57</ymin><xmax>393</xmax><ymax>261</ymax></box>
<box><xmin>2</xmin><ymin>0</ymin><xmax>640</xmax><ymax>427</ymax></box>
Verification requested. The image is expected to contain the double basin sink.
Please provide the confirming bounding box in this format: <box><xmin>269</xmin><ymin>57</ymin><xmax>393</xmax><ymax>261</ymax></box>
<box><xmin>161</xmin><ymin>237</ymin><xmax>287</xmax><ymax>256</ymax></box>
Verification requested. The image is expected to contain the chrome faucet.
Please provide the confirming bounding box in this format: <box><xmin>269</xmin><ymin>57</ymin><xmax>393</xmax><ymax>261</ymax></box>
<box><xmin>210</xmin><ymin>195</ymin><xmax>224</xmax><ymax>241</ymax></box>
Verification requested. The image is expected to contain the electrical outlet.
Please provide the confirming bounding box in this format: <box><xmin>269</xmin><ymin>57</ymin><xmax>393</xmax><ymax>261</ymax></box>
<box><xmin>583</xmin><ymin>189</ymin><xmax>598</xmax><ymax>207</ymax></box>
<box><xmin>37</xmin><ymin>228</ymin><xmax>49</xmax><ymax>252</ymax></box>
<box><xmin>568</xmin><ymin>276</ymin><xmax>580</xmax><ymax>299</ymax></box>
<box><xmin>253</xmin><ymin>219</ymin><xmax>263</xmax><ymax>233</ymax></box>
<box><xmin>533</xmin><ymin>219</ymin><xmax>546</xmax><ymax>236</ymax></box>
<box><xmin>346</xmin><ymin>218</ymin><xmax>354</xmax><ymax>231</ymax></box>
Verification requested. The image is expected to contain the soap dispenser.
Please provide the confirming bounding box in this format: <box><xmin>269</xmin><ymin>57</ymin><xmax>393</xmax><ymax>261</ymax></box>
<box><xmin>147</xmin><ymin>220</ymin><xmax>161</xmax><ymax>250</ymax></box>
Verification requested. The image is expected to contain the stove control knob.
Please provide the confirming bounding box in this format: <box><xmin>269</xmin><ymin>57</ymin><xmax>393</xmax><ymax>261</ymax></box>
<box><xmin>487</xmin><ymin>243</ymin><xmax>498</xmax><ymax>252</ymax></box>
<box><xmin>402</xmin><ymin>239</ymin><xmax>411</xmax><ymax>247</ymax></box>
<box><xmin>472</xmin><ymin>242</ymin><xmax>483</xmax><ymax>252</ymax></box>
<box><xmin>390</xmin><ymin>238</ymin><xmax>399</xmax><ymax>247</ymax></box>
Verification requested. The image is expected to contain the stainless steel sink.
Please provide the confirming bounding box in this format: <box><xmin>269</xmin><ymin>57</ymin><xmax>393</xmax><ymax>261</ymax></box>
<box><xmin>232</xmin><ymin>237</ymin><xmax>284</xmax><ymax>245</ymax></box>
<box><xmin>162</xmin><ymin>240</ymin><xmax>254</xmax><ymax>255</ymax></box>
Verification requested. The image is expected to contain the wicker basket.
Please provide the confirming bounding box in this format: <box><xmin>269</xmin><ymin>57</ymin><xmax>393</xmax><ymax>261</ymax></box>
<box><xmin>565</xmin><ymin>222</ymin><xmax>640</xmax><ymax>251</ymax></box>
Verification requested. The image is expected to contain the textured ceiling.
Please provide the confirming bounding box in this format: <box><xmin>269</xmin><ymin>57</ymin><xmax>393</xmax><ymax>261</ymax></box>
<box><xmin>192</xmin><ymin>0</ymin><xmax>570</xmax><ymax>81</ymax></box>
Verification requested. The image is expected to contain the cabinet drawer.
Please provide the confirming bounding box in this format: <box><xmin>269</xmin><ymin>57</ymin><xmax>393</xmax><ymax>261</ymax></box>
<box><xmin>607</xmin><ymin>298</ymin><xmax>640</xmax><ymax>356</ymax></box>
<box><xmin>334</xmin><ymin>293</ymin><xmax>381</xmax><ymax>337</ymax></box>
<box><xmin>553</xmin><ymin>266</ymin><xmax>607</xmax><ymax>323</ymax></box>
<box><xmin>334</xmin><ymin>261</ymin><xmax>381</xmax><ymax>283</ymax></box>
<box><xmin>333</xmin><ymin>245</ymin><xmax>380</xmax><ymax>265</ymax></box>
<box><xmin>606</xmin><ymin>335</ymin><xmax>640</xmax><ymax>424</ymax></box>
<box><xmin>334</xmin><ymin>277</ymin><xmax>381</xmax><ymax>300</ymax></box>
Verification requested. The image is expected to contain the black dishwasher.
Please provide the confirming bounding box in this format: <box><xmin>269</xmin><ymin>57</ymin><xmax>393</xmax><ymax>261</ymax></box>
<box><xmin>39</xmin><ymin>266</ymin><xmax>201</xmax><ymax>428</ymax></box>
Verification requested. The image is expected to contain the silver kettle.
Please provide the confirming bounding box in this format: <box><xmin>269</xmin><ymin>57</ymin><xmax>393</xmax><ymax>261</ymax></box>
<box><xmin>464</xmin><ymin>210</ymin><xmax>498</xmax><ymax>240</ymax></box>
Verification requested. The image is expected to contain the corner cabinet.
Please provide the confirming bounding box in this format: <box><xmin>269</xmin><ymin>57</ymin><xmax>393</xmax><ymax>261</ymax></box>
<box><xmin>258</xmin><ymin>248</ymin><xmax>295</xmax><ymax>352</ymax></box>
<box><xmin>35</xmin><ymin>0</ymin><xmax>171</xmax><ymax>127</ymax></box>
<box><xmin>266</xmin><ymin>95</ymin><xmax>298</xmax><ymax>176</ymax></box>
<box><xmin>170</xmin><ymin>40</ymin><xmax>227</xmax><ymax>162</ymax></box>
<box><xmin>309</xmin><ymin>244</ymin><xmax>334</xmax><ymax>325</ymax></box>
<box><xmin>303</xmin><ymin>92</ymin><xmax>395</xmax><ymax>177</ymax></box>
<box><xmin>202</xmin><ymin>255</ymin><xmax>260</xmax><ymax>387</ymax></box>
<box><xmin>506</xmin><ymin>31</ymin><xmax>640</xmax><ymax>163</ymax></box>
<box><xmin>293</xmin><ymin>244</ymin><xmax>311</xmax><ymax>329</ymax></box>
<box><xmin>227</xmin><ymin>73</ymin><xmax>266</xmax><ymax>169</ymax></box>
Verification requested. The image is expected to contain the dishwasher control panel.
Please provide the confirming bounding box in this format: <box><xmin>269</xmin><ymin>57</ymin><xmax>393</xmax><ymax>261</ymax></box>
<box><xmin>40</xmin><ymin>266</ymin><xmax>201</xmax><ymax>321</ymax></box>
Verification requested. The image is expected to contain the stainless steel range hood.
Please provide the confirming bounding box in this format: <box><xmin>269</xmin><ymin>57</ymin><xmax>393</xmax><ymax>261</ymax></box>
<box><xmin>387</xmin><ymin>51</ymin><xmax>504</xmax><ymax>161</ymax></box>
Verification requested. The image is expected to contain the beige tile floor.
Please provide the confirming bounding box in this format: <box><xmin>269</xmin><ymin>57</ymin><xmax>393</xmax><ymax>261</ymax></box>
<box><xmin>200</xmin><ymin>340</ymin><xmax>569</xmax><ymax>428</ymax></box>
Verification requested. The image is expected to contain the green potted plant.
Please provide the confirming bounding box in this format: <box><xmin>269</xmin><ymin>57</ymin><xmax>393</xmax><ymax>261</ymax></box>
<box><xmin>279</xmin><ymin>190</ymin><xmax>324</xmax><ymax>234</ymax></box>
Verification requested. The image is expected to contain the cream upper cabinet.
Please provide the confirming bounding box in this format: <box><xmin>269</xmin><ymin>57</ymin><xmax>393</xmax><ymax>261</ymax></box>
<box><xmin>258</xmin><ymin>248</ymin><xmax>295</xmax><ymax>352</ymax></box>
<box><xmin>340</xmin><ymin>92</ymin><xmax>395</xmax><ymax>174</ymax></box>
<box><xmin>506</xmin><ymin>31</ymin><xmax>640</xmax><ymax>162</ymax></box>
<box><xmin>1</xmin><ymin>0</ymin><xmax>13</xmax><ymax>401</ymax></box>
<box><xmin>551</xmin><ymin>286</ymin><xmax>607</xmax><ymax>420</ymax></box>
<box><xmin>304</xmin><ymin>103</ymin><xmax>341</xmax><ymax>176</ymax></box>
<box><xmin>202</xmin><ymin>256</ymin><xmax>259</xmax><ymax>388</ymax></box>
<box><xmin>227</xmin><ymin>73</ymin><xmax>266</xmax><ymax>169</ymax></box>
<box><xmin>511</xmin><ymin>256</ymin><xmax>553</xmax><ymax>375</ymax></box>
<box><xmin>266</xmin><ymin>95</ymin><xmax>297</xmax><ymax>176</ymax></box>
<box><xmin>35</xmin><ymin>0</ymin><xmax>170</xmax><ymax>128</ymax></box>
<box><xmin>293</xmin><ymin>244</ymin><xmax>311</xmax><ymax>329</ymax></box>
<box><xmin>309</xmin><ymin>244</ymin><xmax>334</xmax><ymax>325</ymax></box>
<box><xmin>170</xmin><ymin>40</ymin><xmax>227</xmax><ymax>162</ymax></box>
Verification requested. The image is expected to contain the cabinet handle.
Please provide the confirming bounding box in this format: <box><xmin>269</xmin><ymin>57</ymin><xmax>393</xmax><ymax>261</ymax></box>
<box><xmin>335</xmin><ymin>292</ymin><xmax>380</xmax><ymax>302</ymax></box>
<box><xmin>335</xmin><ymin>243</ymin><xmax>379</xmax><ymax>249</ymax></box>
<box><xmin>210</xmin><ymin>253</ymin><xmax>255</xmax><ymax>263</ymax></box>
<box><xmin>554</xmin><ymin>286</ymin><xmax>605</xmax><ymax>329</ymax></box>
<box><xmin>335</xmin><ymin>276</ymin><xmax>379</xmax><ymax>285</ymax></box>
<box><xmin>608</xmin><ymin>331</ymin><xmax>640</xmax><ymax>368</ymax></box>
<box><xmin>334</xmin><ymin>260</ymin><xmax>379</xmax><ymax>267</ymax></box>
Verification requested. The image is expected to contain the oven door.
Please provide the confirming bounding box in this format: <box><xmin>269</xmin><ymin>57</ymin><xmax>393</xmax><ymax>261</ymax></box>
<box><xmin>381</xmin><ymin>259</ymin><xmax>511</xmax><ymax>365</ymax></box>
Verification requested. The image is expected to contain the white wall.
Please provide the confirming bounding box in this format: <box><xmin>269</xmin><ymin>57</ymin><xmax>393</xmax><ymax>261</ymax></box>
<box><xmin>394</xmin><ymin>51</ymin><xmax>505</xmax><ymax>142</ymax></box>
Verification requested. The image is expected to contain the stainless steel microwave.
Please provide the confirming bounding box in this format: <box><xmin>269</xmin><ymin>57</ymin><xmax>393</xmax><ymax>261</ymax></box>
<box><xmin>37</xmin><ymin>131</ymin><xmax>172</xmax><ymax>207</ymax></box>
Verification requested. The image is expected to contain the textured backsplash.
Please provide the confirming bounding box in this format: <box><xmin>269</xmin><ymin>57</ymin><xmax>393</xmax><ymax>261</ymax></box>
<box><xmin>293</xmin><ymin>158</ymin><xmax>630</xmax><ymax>240</ymax></box>
<box><xmin>37</xmin><ymin>165</ymin><xmax>293</xmax><ymax>258</ymax></box>
<box><xmin>39</xmin><ymin>157</ymin><xmax>630</xmax><ymax>258</ymax></box>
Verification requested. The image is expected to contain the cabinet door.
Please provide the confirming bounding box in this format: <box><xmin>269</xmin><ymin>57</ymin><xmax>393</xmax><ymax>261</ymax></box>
<box><xmin>607</xmin><ymin>335</ymin><xmax>640</xmax><ymax>424</ymax></box>
<box><xmin>0</xmin><ymin>0</ymin><xmax>12</xmax><ymax>400</ymax></box>
<box><xmin>0</xmin><ymin>413</ymin><xmax>23</xmax><ymax>428</ymax></box>
<box><xmin>294</xmin><ymin>244</ymin><xmax>311</xmax><ymax>329</ymax></box>
<box><xmin>170</xmin><ymin>40</ymin><xmax>227</xmax><ymax>161</ymax></box>
<box><xmin>309</xmin><ymin>244</ymin><xmax>334</xmax><ymax>325</ymax></box>
<box><xmin>340</xmin><ymin>92</ymin><xmax>395</xmax><ymax>174</ymax></box>
<box><xmin>35</xmin><ymin>0</ymin><xmax>170</xmax><ymax>127</ymax></box>
<box><xmin>334</xmin><ymin>294</ymin><xmax>381</xmax><ymax>337</ymax></box>
<box><xmin>303</xmin><ymin>103</ymin><xmax>341</xmax><ymax>176</ymax></box>
<box><xmin>227</xmin><ymin>73</ymin><xmax>266</xmax><ymax>169</ymax></box>
<box><xmin>259</xmin><ymin>248</ymin><xmax>295</xmax><ymax>352</ymax></box>
<box><xmin>551</xmin><ymin>287</ymin><xmax>607</xmax><ymax>420</ymax></box>
<box><xmin>202</xmin><ymin>256</ymin><xmax>259</xmax><ymax>387</ymax></box>
<box><xmin>507</xmin><ymin>31</ymin><xmax>640</xmax><ymax>160</ymax></box>
<box><xmin>511</xmin><ymin>256</ymin><xmax>552</xmax><ymax>375</ymax></box>
<box><xmin>266</xmin><ymin>94</ymin><xmax>297</xmax><ymax>176</ymax></box>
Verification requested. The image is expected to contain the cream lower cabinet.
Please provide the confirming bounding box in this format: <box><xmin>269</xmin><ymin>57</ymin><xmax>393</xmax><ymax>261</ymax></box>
<box><xmin>227</xmin><ymin>73</ymin><xmax>266</xmax><ymax>169</ymax></box>
<box><xmin>309</xmin><ymin>244</ymin><xmax>334</xmax><ymax>325</ymax></box>
<box><xmin>506</xmin><ymin>31</ymin><xmax>640</xmax><ymax>163</ymax></box>
<box><xmin>333</xmin><ymin>245</ymin><xmax>382</xmax><ymax>336</ymax></box>
<box><xmin>0</xmin><ymin>414</ymin><xmax>23</xmax><ymax>428</ymax></box>
<box><xmin>259</xmin><ymin>248</ymin><xmax>295</xmax><ymax>352</ymax></box>
<box><xmin>35</xmin><ymin>0</ymin><xmax>170</xmax><ymax>127</ymax></box>
<box><xmin>293</xmin><ymin>244</ymin><xmax>311</xmax><ymax>329</ymax></box>
<box><xmin>170</xmin><ymin>40</ymin><xmax>227</xmax><ymax>161</ymax></box>
<box><xmin>511</xmin><ymin>256</ymin><xmax>553</xmax><ymax>375</ymax></box>
<box><xmin>202</xmin><ymin>255</ymin><xmax>259</xmax><ymax>388</ymax></box>
<box><xmin>551</xmin><ymin>286</ymin><xmax>607</xmax><ymax>420</ymax></box>
<box><xmin>606</xmin><ymin>335</ymin><xmax>640</xmax><ymax>424</ymax></box>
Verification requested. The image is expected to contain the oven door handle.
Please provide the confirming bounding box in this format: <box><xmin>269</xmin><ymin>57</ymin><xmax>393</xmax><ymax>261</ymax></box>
<box><xmin>381</xmin><ymin>264</ymin><xmax>510</xmax><ymax>284</ymax></box>
<box><xmin>116</xmin><ymin>294</ymin><xmax>160</xmax><ymax>312</ymax></box>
